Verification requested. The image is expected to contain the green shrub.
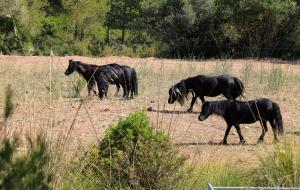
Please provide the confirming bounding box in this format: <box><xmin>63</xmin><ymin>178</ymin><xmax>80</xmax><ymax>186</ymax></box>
<box><xmin>70</xmin><ymin>77</ymin><xmax>86</xmax><ymax>98</ymax></box>
<box><xmin>184</xmin><ymin>161</ymin><xmax>250</xmax><ymax>189</ymax></box>
<box><xmin>0</xmin><ymin>136</ymin><xmax>52</xmax><ymax>190</ymax></box>
<box><xmin>252</xmin><ymin>141</ymin><xmax>300</xmax><ymax>187</ymax></box>
<box><xmin>3</xmin><ymin>85</ymin><xmax>14</xmax><ymax>121</ymax></box>
<box><xmin>69</xmin><ymin>111</ymin><xmax>187</xmax><ymax>189</ymax></box>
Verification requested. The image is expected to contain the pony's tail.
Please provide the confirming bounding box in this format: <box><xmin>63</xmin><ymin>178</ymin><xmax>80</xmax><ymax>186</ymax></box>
<box><xmin>132</xmin><ymin>69</ymin><xmax>138</xmax><ymax>96</ymax></box>
<box><xmin>273</xmin><ymin>103</ymin><xmax>284</xmax><ymax>135</ymax></box>
<box><xmin>232</xmin><ymin>77</ymin><xmax>245</xmax><ymax>99</ymax></box>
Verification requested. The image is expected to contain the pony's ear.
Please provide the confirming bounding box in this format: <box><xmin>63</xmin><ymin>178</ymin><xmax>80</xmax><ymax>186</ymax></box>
<box><xmin>69</xmin><ymin>59</ymin><xmax>73</xmax><ymax>64</ymax></box>
<box><xmin>71</xmin><ymin>60</ymin><xmax>78</xmax><ymax>69</ymax></box>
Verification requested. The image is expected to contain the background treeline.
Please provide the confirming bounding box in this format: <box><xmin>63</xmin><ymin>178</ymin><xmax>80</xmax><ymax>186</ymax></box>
<box><xmin>0</xmin><ymin>0</ymin><xmax>300</xmax><ymax>58</ymax></box>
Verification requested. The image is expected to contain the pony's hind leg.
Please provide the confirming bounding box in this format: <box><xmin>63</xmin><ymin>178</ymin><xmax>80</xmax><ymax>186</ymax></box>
<box><xmin>127</xmin><ymin>76</ymin><xmax>133</xmax><ymax>99</ymax></box>
<box><xmin>234</xmin><ymin>124</ymin><xmax>246</xmax><ymax>144</ymax></box>
<box><xmin>257</xmin><ymin>120</ymin><xmax>268</xmax><ymax>143</ymax></box>
<box><xmin>121</xmin><ymin>83</ymin><xmax>128</xmax><ymax>99</ymax></box>
<box><xmin>270</xmin><ymin>119</ymin><xmax>279</xmax><ymax>142</ymax></box>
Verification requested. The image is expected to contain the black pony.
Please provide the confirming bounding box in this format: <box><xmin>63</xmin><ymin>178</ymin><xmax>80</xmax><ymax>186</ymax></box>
<box><xmin>64</xmin><ymin>59</ymin><xmax>99</xmax><ymax>96</ymax></box>
<box><xmin>198</xmin><ymin>98</ymin><xmax>283</xmax><ymax>145</ymax></box>
<box><xmin>95</xmin><ymin>64</ymin><xmax>127</xmax><ymax>99</ymax></box>
<box><xmin>64</xmin><ymin>60</ymin><xmax>128</xmax><ymax>98</ymax></box>
<box><xmin>107</xmin><ymin>63</ymin><xmax>138</xmax><ymax>98</ymax></box>
<box><xmin>168</xmin><ymin>75</ymin><xmax>244</xmax><ymax>112</ymax></box>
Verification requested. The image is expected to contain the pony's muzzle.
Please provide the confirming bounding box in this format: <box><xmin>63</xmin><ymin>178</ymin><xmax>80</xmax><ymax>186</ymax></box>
<box><xmin>64</xmin><ymin>70</ymin><xmax>71</xmax><ymax>76</ymax></box>
<box><xmin>99</xmin><ymin>90</ymin><xmax>105</xmax><ymax>99</ymax></box>
<box><xmin>198</xmin><ymin>114</ymin><xmax>206</xmax><ymax>121</ymax></box>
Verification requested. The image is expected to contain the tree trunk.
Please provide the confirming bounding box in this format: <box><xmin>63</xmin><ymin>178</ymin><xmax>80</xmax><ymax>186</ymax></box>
<box><xmin>121</xmin><ymin>28</ymin><xmax>125</xmax><ymax>44</ymax></box>
<box><xmin>106</xmin><ymin>25</ymin><xmax>110</xmax><ymax>45</ymax></box>
<box><xmin>121</xmin><ymin>18</ymin><xmax>126</xmax><ymax>44</ymax></box>
<box><xmin>297</xmin><ymin>0</ymin><xmax>300</xmax><ymax>17</ymax></box>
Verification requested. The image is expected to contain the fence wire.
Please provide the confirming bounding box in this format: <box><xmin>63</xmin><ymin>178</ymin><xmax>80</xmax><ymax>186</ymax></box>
<box><xmin>208</xmin><ymin>183</ymin><xmax>300</xmax><ymax>190</ymax></box>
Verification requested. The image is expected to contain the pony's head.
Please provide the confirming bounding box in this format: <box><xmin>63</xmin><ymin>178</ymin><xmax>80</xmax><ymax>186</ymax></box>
<box><xmin>168</xmin><ymin>82</ymin><xmax>186</xmax><ymax>105</ymax></box>
<box><xmin>64</xmin><ymin>59</ymin><xmax>77</xmax><ymax>76</ymax></box>
<box><xmin>198</xmin><ymin>101</ymin><xmax>213</xmax><ymax>121</ymax></box>
<box><xmin>97</xmin><ymin>72</ymin><xmax>108</xmax><ymax>99</ymax></box>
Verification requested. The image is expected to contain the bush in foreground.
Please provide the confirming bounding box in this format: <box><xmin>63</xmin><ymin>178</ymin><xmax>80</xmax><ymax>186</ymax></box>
<box><xmin>0</xmin><ymin>136</ymin><xmax>52</xmax><ymax>190</ymax></box>
<box><xmin>68</xmin><ymin>111</ymin><xmax>187</xmax><ymax>189</ymax></box>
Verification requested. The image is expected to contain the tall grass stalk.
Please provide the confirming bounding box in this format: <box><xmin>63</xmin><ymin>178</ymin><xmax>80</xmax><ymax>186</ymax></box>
<box><xmin>253</xmin><ymin>141</ymin><xmax>300</xmax><ymax>187</ymax></box>
<box><xmin>212</xmin><ymin>60</ymin><xmax>233</xmax><ymax>75</ymax></box>
<box><xmin>267</xmin><ymin>66</ymin><xmax>286</xmax><ymax>90</ymax></box>
<box><xmin>241</xmin><ymin>64</ymin><xmax>253</xmax><ymax>85</ymax></box>
<box><xmin>183</xmin><ymin>161</ymin><xmax>250</xmax><ymax>189</ymax></box>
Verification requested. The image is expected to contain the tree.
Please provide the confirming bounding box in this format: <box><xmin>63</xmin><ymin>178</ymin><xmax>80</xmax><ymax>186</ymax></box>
<box><xmin>0</xmin><ymin>0</ymin><xmax>25</xmax><ymax>54</ymax></box>
<box><xmin>145</xmin><ymin>0</ymin><xmax>218</xmax><ymax>57</ymax></box>
<box><xmin>215</xmin><ymin>0</ymin><xmax>298</xmax><ymax>57</ymax></box>
<box><xmin>105</xmin><ymin>0</ymin><xmax>141</xmax><ymax>44</ymax></box>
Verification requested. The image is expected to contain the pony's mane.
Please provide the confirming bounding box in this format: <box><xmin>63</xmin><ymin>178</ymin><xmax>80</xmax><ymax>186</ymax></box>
<box><xmin>210</xmin><ymin>101</ymin><xmax>227</xmax><ymax>117</ymax></box>
<box><xmin>174</xmin><ymin>81</ymin><xmax>187</xmax><ymax>105</ymax></box>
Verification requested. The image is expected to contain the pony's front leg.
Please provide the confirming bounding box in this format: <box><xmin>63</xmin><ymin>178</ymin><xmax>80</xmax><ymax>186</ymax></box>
<box><xmin>187</xmin><ymin>96</ymin><xmax>197</xmax><ymax>113</ymax></box>
<box><xmin>115</xmin><ymin>84</ymin><xmax>120</xmax><ymax>97</ymax></box>
<box><xmin>87</xmin><ymin>81</ymin><xmax>94</xmax><ymax>96</ymax></box>
<box><xmin>220</xmin><ymin>125</ymin><xmax>233</xmax><ymax>145</ymax></box>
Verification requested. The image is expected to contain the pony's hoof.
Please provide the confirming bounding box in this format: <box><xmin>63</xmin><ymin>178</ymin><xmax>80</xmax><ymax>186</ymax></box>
<box><xmin>124</xmin><ymin>96</ymin><xmax>131</xmax><ymax>100</ymax></box>
<box><xmin>220</xmin><ymin>140</ymin><xmax>228</xmax><ymax>145</ymax></box>
<box><xmin>240</xmin><ymin>140</ymin><xmax>246</xmax><ymax>145</ymax></box>
<box><xmin>187</xmin><ymin>108</ymin><xmax>193</xmax><ymax>113</ymax></box>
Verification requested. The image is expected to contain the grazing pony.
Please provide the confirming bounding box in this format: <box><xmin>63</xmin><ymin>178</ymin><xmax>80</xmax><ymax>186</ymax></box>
<box><xmin>198</xmin><ymin>98</ymin><xmax>283</xmax><ymax>145</ymax></box>
<box><xmin>100</xmin><ymin>63</ymin><xmax>127</xmax><ymax>97</ymax></box>
<box><xmin>64</xmin><ymin>59</ymin><xmax>99</xmax><ymax>96</ymax></box>
<box><xmin>168</xmin><ymin>75</ymin><xmax>244</xmax><ymax>112</ymax></box>
<box><xmin>107</xmin><ymin>64</ymin><xmax>138</xmax><ymax>98</ymax></box>
<box><xmin>64</xmin><ymin>60</ymin><xmax>126</xmax><ymax>97</ymax></box>
<box><xmin>96</xmin><ymin>64</ymin><xmax>127</xmax><ymax>99</ymax></box>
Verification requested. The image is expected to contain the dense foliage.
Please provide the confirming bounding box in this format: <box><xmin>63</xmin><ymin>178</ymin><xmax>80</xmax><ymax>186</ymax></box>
<box><xmin>0</xmin><ymin>0</ymin><xmax>299</xmax><ymax>58</ymax></box>
<box><xmin>0</xmin><ymin>136</ymin><xmax>52</xmax><ymax>190</ymax></box>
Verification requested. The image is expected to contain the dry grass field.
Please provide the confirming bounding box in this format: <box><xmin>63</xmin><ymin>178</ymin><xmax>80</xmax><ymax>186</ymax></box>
<box><xmin>0</xmin><ymin>55</ymin><xmax>300</xmax><ymax>167</ymax></box>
